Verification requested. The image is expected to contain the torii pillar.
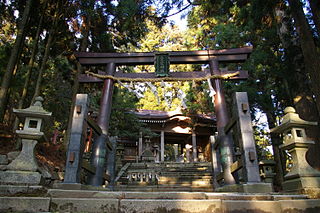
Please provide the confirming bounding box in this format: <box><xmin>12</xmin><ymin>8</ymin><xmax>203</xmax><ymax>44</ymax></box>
<box><xmin>209</xmin><ymin>59</ymin><xmax>236</xmax><ymax>185</ymax></box>
<box><xmin>88</xmin><ymin>63</ymin><xmax>116</xmax><ymax>186</ymax></box>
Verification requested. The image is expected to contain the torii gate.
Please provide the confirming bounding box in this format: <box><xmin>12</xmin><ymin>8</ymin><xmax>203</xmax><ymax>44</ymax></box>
<box><xmin>75</xmin><ymin>47</ymin><xmax>252</xmax><ymax>186</ymax></box>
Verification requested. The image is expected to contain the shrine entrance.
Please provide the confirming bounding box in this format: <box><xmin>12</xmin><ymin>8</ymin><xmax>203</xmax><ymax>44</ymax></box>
<box><xmin>63</xmin><ymin>47</ymin><xmax>270</xmax><ymax>192</ymax></box>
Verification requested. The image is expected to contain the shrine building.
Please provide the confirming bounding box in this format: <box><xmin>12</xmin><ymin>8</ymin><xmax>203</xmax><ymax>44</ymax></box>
<box><xmin>119</xmin><ymin>109</ymin><xmax>216</xmax><ymax>163</ymax></box>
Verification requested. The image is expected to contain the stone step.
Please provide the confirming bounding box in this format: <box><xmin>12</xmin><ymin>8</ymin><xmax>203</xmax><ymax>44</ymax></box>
<box><xmin>117</xmin><ymin>176</ymin><xmax>213</xmax><ymax>185</ymax></box>
<box><xmin>159</xmin><ymin>175</ymin><xmax>213</xmax><ymax>180</ymax></box>
<box><xmin>114</xmin><ymin>185</ymin><xmax>213</xmax><ymax>192</ymax></box>
<box><xmin>115</xmin><ymin>162</ymin><xmax>214</xmax><ymax>192</ymax></box>
<box><xmin>129</xmin><ymin>162</ymin><xmax>211</xmax><ymax>167</ymax></box>
<box><xmin>160</xmin><ymin>172</ymin><xmax>212</xmax><ymax>176</ymax></box>
<box><xmin>163</xmin><ymin>162</ymin><xmax>212</xmax><ymax>167</ymax></box>
<box><xmin>47</xmin><ymin>189</ymin><xmax>309</xmax><ymax>200</ymax></box>
<box><xmin>45</xmin><ymin>190</ymin><xmax>319</xmax><ymax>213</ymax></box>
<box><xmin>0</xmin><ymin>197</ymin><xmax>50</xmax><ymax>212</ymax></box>
<box><xmin>162</xmin><ymin>169</ymin><xmax>212</xmax><ymax>172</ymax></box>
<box><xmin>159</xmin><ymin>183</ymin><xmax>213</xmax><ymax>188</ymax></box>
<box><xmin>2</xmin><ymin>190</ymin><xmax>316</xmax><ymax>213</ymax></box>
<box><xmin>158</xmin><ymin>181</ymin><xmax>212</xmax><ymax>186</ymax></box>
<box><xmin>158</xmin><ymin>178</ymin><xmax>212</xmax><ymax>185</ymax></box>
<box><xmin>125</xmin><ymin>168</ymin><xmax>212</xmax><ymax>172</ymax></box>
<box><xmin>127</xmin><ymin>167</ymin><xmax>212</xmax><ymax>171</ymax></box>
<box><xmin>116</xmin><ymin>181</ymin><xmax>213</xmax><ymax>188</ymax></box>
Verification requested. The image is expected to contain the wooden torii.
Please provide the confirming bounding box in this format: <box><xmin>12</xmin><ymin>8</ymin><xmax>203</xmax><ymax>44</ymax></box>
<box><xmin>75</xmin><ymin>47</ymin><xmax>252</xmax><ymax>186</ymax></box>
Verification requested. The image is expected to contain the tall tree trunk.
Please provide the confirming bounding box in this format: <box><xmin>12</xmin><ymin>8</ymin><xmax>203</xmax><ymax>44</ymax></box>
<box><xmin>31</xmin><ymin>29</ymin><xmax>54</xmax><ymax>103</ymax></box>
<box><xmin>287</xmin><ymin>0</ymin><xmax>320</xmax><ymax>116</ymax></box>
<box><xmin>274</xmin><ymin>3</ymin><xmax>320</xmax><ymax>170</ymax></box>
<box><xmin>13</xmin><ymin>10</ymin><xmax>45</xmax><ymax>131</ymax></box>
<box><xmin>31</xmin><ymin>0</ymin><xmax>59</xmax><ymax>103</ymax></box>
<box><xmin>64</xmin><ymin>15</ymin><xmax>90</xmax><ymax>148</ymax></box>
<box><xmin>0</xmin><ymin>0</ymin><xmax>33</xmax><ymax>122</ymax></box>
<box><xmin>309</xmin><ymin>0</ymin><xmax>320</xmax><ymax>37</ymax></box>
<box><xmin>19</xmin><ymin>3</ymin><xmax>45</xmax><ymax>108</ymax></box>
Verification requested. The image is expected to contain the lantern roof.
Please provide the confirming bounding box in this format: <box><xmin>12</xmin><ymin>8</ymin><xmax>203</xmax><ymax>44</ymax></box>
<box><xmin>270</xmin><ymin>107</ymin><xmax>317</xmax><ymax>133</ymax></box>
<box><xmin>13</xmin><ymin>96</ymin><xmax>52</xmax><ymax>120</ymax></box>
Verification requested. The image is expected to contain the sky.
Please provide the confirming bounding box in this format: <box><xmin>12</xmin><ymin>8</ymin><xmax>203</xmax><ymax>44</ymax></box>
<box><xmin>167</xmin><ymin>1</ymin><xmax>191</xmax><ymax>30</ymax></box>
<box><xmin>168</xmin><ymin>13</ymin><xmax>188</xmax><ymax>30</ymax></box>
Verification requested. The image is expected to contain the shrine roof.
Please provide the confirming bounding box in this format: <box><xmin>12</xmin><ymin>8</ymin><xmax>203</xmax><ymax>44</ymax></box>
<box><xmin>134</xmin><ymin>109</ymin><xmax>216</xmax><ymax>123</ymax></box>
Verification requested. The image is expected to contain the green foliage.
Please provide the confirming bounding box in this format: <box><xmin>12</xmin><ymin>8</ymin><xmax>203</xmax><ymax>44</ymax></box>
<box><xmin>184</xmin><ymin>81</ymin><xmax>213</xmax><ymax>114</ymax></box>
<box><xmin>137</xmin><ymin>81</ymin><xmax>190</xmax><ymax>111</ymax></box>
<box><xmin>108</xmin><ymin>85</ymin><xmax>156</xmax><ymax>139</ymax></box>
<box><xmin>253</xmin><ymin>124</ymin><xmax>273</xmax><ymax>160</ymax></box>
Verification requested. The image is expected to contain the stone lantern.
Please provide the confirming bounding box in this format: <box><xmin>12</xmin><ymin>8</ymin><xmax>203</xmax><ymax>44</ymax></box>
<box><xmin>116</xmin><ymin>143</ymin><xmax>125</xmax><ymax>171</ymax></box>
<box><xmin>141</xmin><ymin>137</ymin><xmax>155</xmax><ymax>162</ymax></box>
<box><xmin>0</xmin><ymin>97</ymin><xmax>51</xmax><ymax>186</ymax></box>
<box><xmin>259</xmin><ymin>160</ymin><xmax>276</xmax><ymax>184</ymax></box>
<box><xmin>14</xmin><ymin>96</ymin><xmax>51</xmax><ymax>140</ymax></box>
<box><xmin>271</xmin><ymin>107</ymin><xmax>320</xmax><ymax>195</ymax></box>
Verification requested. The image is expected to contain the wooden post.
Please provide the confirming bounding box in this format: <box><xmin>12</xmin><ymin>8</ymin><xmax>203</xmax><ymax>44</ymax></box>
<box><xmin>138</xmin><ymin>132</ymin><xmax>143</xmax><ymax>160</ymax></box>
<box><xmin>161</xmin><ymin>131</ymin><xmax>165</xmax><ymax>162</ymax></box>
<box><xmin>209</xmin><ymin>59</ymin><xmax>236</xmax><ymax>185</ymax></box>
<box><xmin>192</xmin><ymin>131</ymin><xmax>197</xmax><ymax>162</ymax></box>
<box><xmin>173</xmin><ymin>144</ymin><xmax>179</xmax><ymax>161</ymax></box>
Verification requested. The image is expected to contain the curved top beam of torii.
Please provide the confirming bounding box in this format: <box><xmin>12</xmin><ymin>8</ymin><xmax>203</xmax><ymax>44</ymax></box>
<box><xmin>74</xmin><ymin>46</ymin><xmax>252</xmax><ymax>66</ymax></box>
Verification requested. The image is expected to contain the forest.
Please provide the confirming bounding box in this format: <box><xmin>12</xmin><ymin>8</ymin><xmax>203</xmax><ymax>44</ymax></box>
<box><xmin>0</xmin><ymin>0</ymin><xmax>319</xmax><ymax>188</ymax></box>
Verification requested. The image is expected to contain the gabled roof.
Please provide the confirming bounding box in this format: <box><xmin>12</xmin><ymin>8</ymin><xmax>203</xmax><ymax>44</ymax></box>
<box><xmin>134</xmin><ymin>109</ymin><xmax>216</xmax><ymax>125</ymax></box>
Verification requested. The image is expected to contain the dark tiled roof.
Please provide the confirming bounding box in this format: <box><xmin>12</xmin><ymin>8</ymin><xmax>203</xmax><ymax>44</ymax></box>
<box><xmin>134</xmin><ymin>109</ymin><xmax>216</xmax><ymax>123</ymax></box>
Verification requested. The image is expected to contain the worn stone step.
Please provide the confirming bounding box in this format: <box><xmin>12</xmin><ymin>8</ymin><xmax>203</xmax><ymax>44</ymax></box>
<box><xmin>160</xmin><ymin>173</ymin><xmax>212</xmax><ymax>177</ymax></box>
<box><xmin>158</xmin><ymin>178</ymin><xmax>212</xmax><ymax>184</ymax></box>
<box><xmin>160</xmin><ymin>172</ymin><xmax>212</xmax><ymax>176</ymax></box>
<box><xmin>129</xmin><ymin>162</ymin><xmax>211</xmax><ymax>167</ymax></box>
<box><xmin>158</xmin><ymin>181</ymin><xmax>212</xmax><ymax>186</ymax></box>
<box><xmin>0</xmin><ymin>197</ymin><xmax>50</xmax><ymax>212</ymax></box>
<box><xmin>47</xmin><ymin>190</ymin><xmax>309</xmax><ymax>200</ymax></box>
<box><xmin>163</xmin><ymin>166</ymin><xmax>212</xmax><ymax>170</ymax></box>
<box><xmin>159</xmin><ymin>176</ymin><xmax>212</xmax><ymax>180</ymax></box>
<box><xmin>114</xmin><ymin>186</ymin><xmax>213</xmax><ymax>192</ymax></box>
<box><xmin>45</xmin><ymin>190</ymin><xmax>319</xmax><ymax>213</ymax></box>
<box><xmin>159</xmin><ymin>183</ymin><xmax>213</xmax><ymax>188</ymax></box>
<box><xmin>2</xmin><ymin>194</ymin><xmax>318</xmax><ymax>213</ymax></box>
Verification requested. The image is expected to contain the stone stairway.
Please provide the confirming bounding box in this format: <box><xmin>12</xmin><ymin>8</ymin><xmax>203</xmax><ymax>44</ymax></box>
<box><xmin>2</xmin><ymin>189</ymin><xmax>319</xmax><ymax>212</ymax></box>
<box><xmin>115</xmin><ymin>162</ymin><xmax>214</xmax><ymax>192</ymax></box>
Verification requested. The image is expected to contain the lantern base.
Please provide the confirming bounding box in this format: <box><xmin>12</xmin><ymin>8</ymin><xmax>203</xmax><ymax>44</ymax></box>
<box><xmin>0</xmin><ymin>170</ymin><xmax>42</xmax><ymax>185</ymax></box>
<box><xmin>283</xmin><ymin>176</ymin><xmax>320</xmax><ymax>196</ymax></box>
<box><xmin>6</xmin><ymin>139</ymin><xmax>38</xmax><ymax>172</ymax></box>
<box><xmin>0</xmin><ymin>184</ymin><xmax>44</xmax><ymax>196</ymax></box>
